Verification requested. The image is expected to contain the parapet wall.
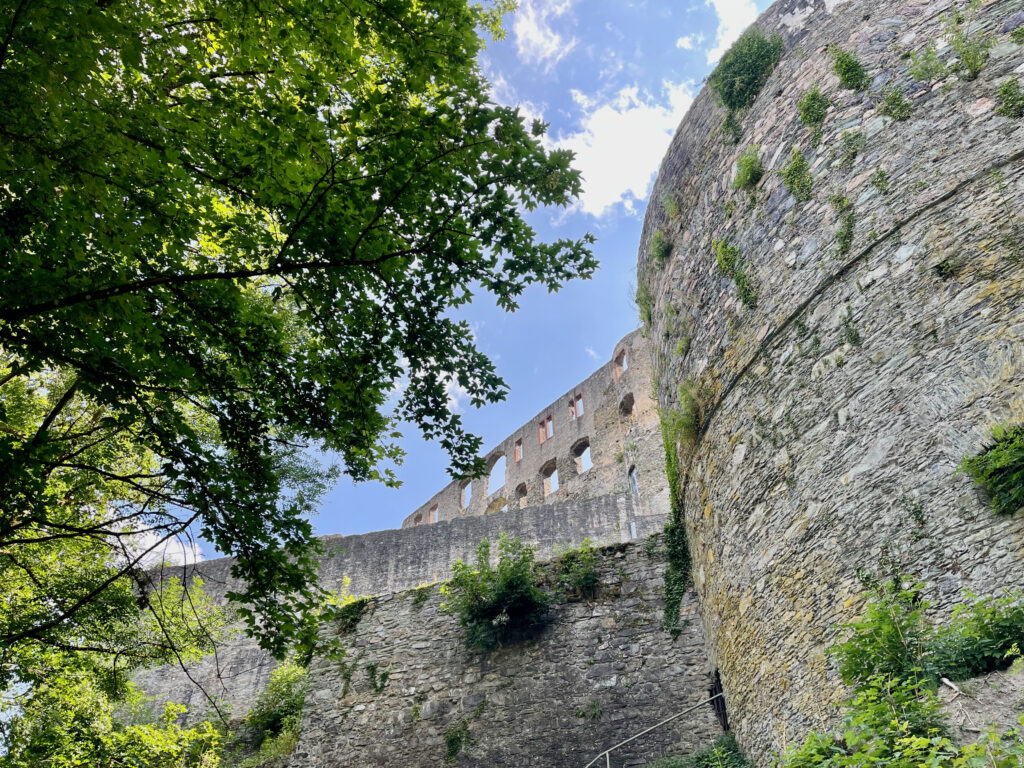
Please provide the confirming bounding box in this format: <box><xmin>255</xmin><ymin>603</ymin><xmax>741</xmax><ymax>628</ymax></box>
<box><xmin>291</xmin><ymin>543</ymin><xmax>721</xmax><ymax>768</ymax></box>
<box><xmin>135</xmin><ymin>492</ymin><xmax>668</xmax><ymax>719</ymax></box>
<box><xmin>640</xmin><ymin>0</ymin><xmax>1024</xmax><ymax>762</ymax></box>
<box><xmin>402</xmin><ymin>329</ymin><xmax>669</xmax><ymax>527</ymax></box>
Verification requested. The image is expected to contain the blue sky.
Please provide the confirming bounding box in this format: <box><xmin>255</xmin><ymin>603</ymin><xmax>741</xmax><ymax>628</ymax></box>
<box><xmin>310</xmin><ymin>0</ymin><xmax>772</xmax><ymax>538</ymax></box>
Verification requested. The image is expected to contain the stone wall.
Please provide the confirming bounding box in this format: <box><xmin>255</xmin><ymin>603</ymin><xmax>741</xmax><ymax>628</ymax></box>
<box><xmin>402</xmin><ymin>329</ymin><xmax>669</xmax><ymax>528</ymax></box>
<box><xmin>291</xmin><ymin>543</ymin><xmax>721</xmax><ymax>768</ymax></box>
<box><xmin>639</xmin><ymin>0</ymin><xmax>1024</xmax><ymax>762</ymax></box>
<box><xmin>135</xmin><ymin>492</ymin><xmax>668</xmax><ymax>720</ymax></box>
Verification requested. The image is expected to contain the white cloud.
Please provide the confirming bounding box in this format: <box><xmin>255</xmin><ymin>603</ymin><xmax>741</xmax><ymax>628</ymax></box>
<box><xmin>705</xmin><ymin>0</ymin><xmax>758</xmax><ymax>64</ymax></box>
<box><xmin>675</xmin><ymin>32</ymin><xmax>705</xmax><ymax>50</ymax></box>
<box><xmin>513</xmin><ymin>0</ymin><xmax>578</xmax><ymax>70</ymax></box>
<box><xmin>131</xmin><ymin>528</ymin><xmax>205</xmax><ymax>568</ymax></box>
<box><xmin>585</xmin><ymin>346</ymin><xmax>599</xmax><ymax>360</ymax></box>
<box><xmin>445</xmin><ymin>377</ymin><xmax>471</xmax><ymax>413</ymax></box>
<box><xmin>553</xmin><ymin>80</ymin><xmax>695</xmax><ymax>218</ymax></box>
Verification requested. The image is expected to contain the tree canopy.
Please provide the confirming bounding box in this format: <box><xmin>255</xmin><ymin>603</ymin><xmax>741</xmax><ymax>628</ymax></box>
<box><xmin>0</xmin><ymin>0</ymin><xmax>594</xmax><ymax>675</ymax></box>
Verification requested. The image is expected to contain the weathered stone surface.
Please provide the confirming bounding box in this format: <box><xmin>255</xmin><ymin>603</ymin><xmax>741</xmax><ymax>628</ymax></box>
<box><xmin>290</xmin><ymin>544</ymin><xmax>721</xmax><ymax>768</ymax></box>
<box><xmin>640</xmin><ymin>0</ymin><xmax>1024</xmax><ymax>762</ymax></box>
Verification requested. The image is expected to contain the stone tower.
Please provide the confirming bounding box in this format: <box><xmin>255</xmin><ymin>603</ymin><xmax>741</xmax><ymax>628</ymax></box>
<box><xmin>639</xmin><ymin>0</ymin><xmax>1024</xmax><ymax>759</ymax></box>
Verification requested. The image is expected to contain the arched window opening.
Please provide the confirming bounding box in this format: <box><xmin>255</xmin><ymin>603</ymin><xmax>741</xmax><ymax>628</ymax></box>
<box><xmin>572</xmin><ymin>439</ymin><xmax>593</xmax><ymax>475</ymax></box>
<box><xmin>462</xmin><ymin>483</ymin><xmax>472</xmax><ymax>509</ymax></box>
<box><xmin>541</xmin><ymin>460</ymin><xmax>559</xmax><ymax>497</ymax></box>
<box><xmin>613</xmin><ymin>349</ymin><xmax>629</xmax><ymax>380</ymax></box>
<box><xmin>413</xmin><ymin>513</ymin><xmax>423</xmax><ymax>525</ymax></box>
<box><xmin>488</xmin><ymin>455</ymin><xmax>506</xmax><ymax>494</ymax></box>
<box><xmin>429</xmin><ymin>504</ymin><xmax>438</xmax><ymax>524</ymax></box>
<box><xmin>628</xmin><ymin>466</ymin><xmax>639</xmax><ymax>495</ymax></box>
<box><xmin>516</xmin><ymin>483</ymin><xmax>528</xmax><ymax>509</ymax></box>
<box><xmin>486</xmin><ymin>497</ymin><xmax>508</xmax><ymax>515</ymax></box>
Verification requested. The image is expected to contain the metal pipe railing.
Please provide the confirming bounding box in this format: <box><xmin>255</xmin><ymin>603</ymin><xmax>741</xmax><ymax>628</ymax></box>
<box><xmin>582</xmin><ymin>692</ymin><xmax>724</xmax><ymax>768</ymax></box>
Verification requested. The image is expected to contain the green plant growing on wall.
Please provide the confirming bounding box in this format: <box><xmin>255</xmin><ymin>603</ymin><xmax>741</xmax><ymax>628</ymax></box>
<box><xmin>228</xmin><ymin>660</ymin><xmax>308</xmax><ymax>767</ymax></box>
<box><xmin>444</xmin><ymin>719</ymin><xmax>471</xmax><ymax>762</ymax></box>
<box><xmin>410</xmin><ymin>583</ymin><xmax>433</xmax><ymax>609</ymax></box>
<box><xmin>837</xmin><ymin>129</ymin><xmax>866</xmax><ymax>168</ymax></box>
<box><xmin>1013</xmin><ymin>27</ymin><xmax>1024</xmax><ymax>44</ymax></box>
<box><xmin>662</xmin><ymin>193</ymin><xmax>680</xmax><ymax>219</ymax></box>
<box><xmin>944</xmin><ymin>0</ymin><xmax>994</xmax><ymax>80</ymax></box>
<box><xmin>996</xmin><ymin>79</ymin><xmax>1024</xmax><ymax>118</ymax></box>
<box><xmin>733</xmin><ymin>146</ymin><xmax>764</xmax><ymax>192</ymax></box>
<box><xmin>647</xmin><ymin>732</ymin><xmax>752</xmax><ymax>768</ymax></box>
<box><xmin>841</xmin><ymin>304</ymin><xmax>862</xmax><ymax>346</ymax></box>
<box><xmin>878</xmin><ymin>87</ymin><xmax>913</xmax><ymax>120</ymax></box>
<box><xmin>830</xmin><ymin>46</ymin><xmax>871</xmax><ymax>90</ymax></box>
<box><xmin>335</xmin><ymin>597</ymin><xmax>370</xmax><ymax>635</ymax></box>
<box><xmin>908</xmin><ymin>43</ymin><xmax>948</xmax><ymax>81</ymax></box>
<box><xmin>441</xmin><ymin>534</ymin><xmax>550</xmax><ymax>649</ymax></box>
<box><xmin>714</xmin><ymin>239</ymin><xmax>757</xmax><ymax>308</ymax></box>
<box><xmin>960</xmin><ymin>423</ymin><xmax>1024</xmax><ymax>515</ymax></box>
<box><xmin>555</xmin><ymin>538</ymin><xmax>601</xmax><ymax>600</ymax></box>
<box><xmin>366</xmin><ymin>662</ymin><xmax>390</xmax><ymax>693</ymax></box>
<box><xmin>830</xmin><ymin>195</ymin><xmax>856</xmax><ymax>256</ymax></box>
<box><xmin>651</xmin><ymin>230</ymin><xmax>674</xmax><ymax>263</ymax></box>
<box><xmin>781</xmin><ymin>147</ymin><xmax>813</xmax><ymax>202</ymax></box>
<box><xmin>869</xmin><ymin>168</ymin><xmax>890</xmax><ymax>193</ymax></box>
<box><xmin>798</xmin><ymin>84</ymin><xmax>830</xmax><ymax>144</ymax></box>
<box><xmin>708</xmin><ymin>28</ymin><xmax>784</xmax><ymax>145</ymax></box>
<box><xmin>636</xmin><ymin>282</ymin><xmax>654</xmax><ymax>330</ymax></box>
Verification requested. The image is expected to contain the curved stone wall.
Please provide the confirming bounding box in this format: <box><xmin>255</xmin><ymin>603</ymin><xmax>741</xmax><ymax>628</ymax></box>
<box><xmin>402</xmin><ymin>329</ymin><xmax>669</xmax><ymax>528</ymax></box>
<box><xmin>640</xmin><ymin>0</ymin><xmax>1024</xmax><ymax>761</ymax></box>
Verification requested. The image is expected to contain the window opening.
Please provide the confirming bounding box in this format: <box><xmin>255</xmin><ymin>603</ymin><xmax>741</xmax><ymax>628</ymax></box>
<box><xmin>613</xmin><ymin>349</ymin><xmax>629</xmax><ymax>380</ymax></box>
<box><xmin>569</xmin><ymin>393</ymin><xmax>584</xmax><ymax>420</ymax></box>
<box><xmin>488</xmin><ymin>455</ymin><xmax>506</xmax><ymax>494</ymax></box>
<box><xmin>515</xmin><ymin>483</ymin><xmax>528</xmax><ymax>509</ymax></box>
<box><xmin>414</xmin><ymin>513</ymin><xmax>422</xmax><ymax>525</ymax></box>
<box><xmin>538</xmin><ymin>415</ymin><xmax>553</xmax><ymax>444</ymax></box>
<box><xmin>429</xmin><ymin>504</ymin><xmax>438</xmax><ymax>524</ymax></box>
<box><xmin>514</xmin><ymin>438</ymin><xmax>523</xmax><ymax>463</ymax></box>
<box><xmin>629</xmin><ymin>521</ymin><xmax>637</xmax><ymax>539</ymax></box>
<box><xmin>619</xmin><ymin>392</ymin><xmax>635</xmax><ymax>417</ymax></box>
<box><xmin>572</xmin><ymin>440</ymin><xmax>593</xmax><ymax>474</ymax></box>
<box><xmin>462</xmin><ymin>483</ymin><xmax>472</xmax><ymax>509</ymax></box>
<box><xmin>542</xmin><ymin>461</ymin><xmax>559</xmax><ymax>497</ymax></box>
<box><xmin>486</xmin><ymin>497</ymin><xmax>507</xmax><ymax>515</ymax></box>
<box><xmin>628</xmin><ymin>466</ymin><xmax>639</xmax><ymax>495</ymax></box>
<box><xmin>709</xmin><ymin>670</ymin><xmax>729</xmax><ymax>731</ymax></box>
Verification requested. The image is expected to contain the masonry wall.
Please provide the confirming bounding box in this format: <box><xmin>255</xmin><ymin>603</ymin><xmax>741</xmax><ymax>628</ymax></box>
<box><xmin>135</xmin><ymin>493</ymin><xmax>668</xmax><ymax>720</ymax></box>
<box><xmin>291</xmin><ymin>543</ymin><xmax>721</xmax><ymax>768</ymax></box>
<box><xmin>639</xmin><ymin>0</ymin><xmax>1024</xmax><ymax>762</ymax></box>
<box><xmin>402</xmin><ymin>329</ymin><xmax>669</xmax><ymax>528</ymax></box>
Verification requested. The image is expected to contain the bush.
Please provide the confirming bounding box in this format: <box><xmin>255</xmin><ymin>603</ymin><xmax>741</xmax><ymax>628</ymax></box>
<box><xmin>960</xmin><ymin>423</ymin><xmax>1024</xmax><ymax>515</ymax></box>
<box><xmin>647</xmin><ymin>732</ymin><xmax>751</xmax><ymax>768</ymax></box>
<box><xmin>732</xmin><ymin>146</ymin><xmax>764</xmax><ymax>191</ymax></box>
<box><xmin>440</xmin><ymin>534</ymin><xmax>550</xmax><ymax>649</ymax></box>
<box><xmin>830</xmin><ymin>46</ymin><xmax>870</xmax><ymax>90</ymax></box>
<box><xmin>878</xmin><ymin>87</ymin><xmax>913</xmax><ymax>120</ymax></box>
<box><xmin>908</xmin><ymin>43</ymin><xmax>947</xmax><ymax>81</ymax></box>
<box><xmin>836</xmin><ymin>129</ymin><xmax>866</xmax><ymax>168</ymax></box>
<box><xmin>230</xmin><ymin>660</ymin><xmax>308</xmax><ymax>765</ymax></box>
<box><xmin>997</xmin><ymin>79</ymin><xmax>1024</xmax><ymax>119</ymax></box>
<box><xmin>713</xmin><ymin>239</ymin><xmax>756</xmax><ymax>308</ymax></box>
<box><xmin>651</xmin><ymin>230</ymin><xmax>674</xmax><ymax>263</ymax></box>
<box><xmin>636</xmin><ymin>282</ymin><xmax>653</xmax><ymax>330</ymax></box>
<box><xmin>781</xmin><ymin>147</ymin><xmax>813</xmax><ymax>202</ymax></box>
<box><xmin>798</xmin><ymin>85</ymin><xmax>830</xmax><ymax>144</ymax></box>
<box><xmin>708</xmin><ymin>29</ymin><xmax>784</xmax><ymax>111</ymax></box>
<box><xmin>945</xmin><ymin>1</ymin><xmax>994</xmax><ymax>80</ymax></box>
<box><xmin>556</xmin><ymin>538</ymin><xmax>600</xmax><ymax>600</ymax></box>
<box><xmin>830</xmin><ymin>195</ymin><xmax>855</xmax><ymax>256</ymax></box>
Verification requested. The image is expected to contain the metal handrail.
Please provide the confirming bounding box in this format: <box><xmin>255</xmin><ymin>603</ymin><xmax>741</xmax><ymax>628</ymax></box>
<box><xmin>582</xmin><ymin>692</ymin><xmax>724</xmax><ymax>768</ymax></box>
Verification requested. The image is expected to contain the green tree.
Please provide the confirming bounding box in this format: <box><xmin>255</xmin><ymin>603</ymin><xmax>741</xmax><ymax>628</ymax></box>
<box><xmin>0</xmin><ymin>0</ymin><xmax>595</xmax><ymax>670</ymax></box>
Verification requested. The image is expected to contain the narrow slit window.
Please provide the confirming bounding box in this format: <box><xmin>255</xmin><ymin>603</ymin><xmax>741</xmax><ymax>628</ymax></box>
<box><xmin>429</xmin><ymin>504</ymin><xmax>438</xmax><ymax>523</ymax></box>
<box><xmin>628</xmin><ymin>466</ymin><xmax>639</xmax><ymax>495</ymax></box>
<box><xmin>462</xmin><ymin>483</ymin><xmax>472</xmax><ymax>509</ymax></box>
<box><xmin>514</xmin><ymin>438</ymin><xmax>523</xmax><ymax>463</ymax></box>
<box><xmin>538</xmin><ymin>415</ymin><xmax>553</xmax><ymax>443</ymax></box>
<box><xmin>542</xmin><ymin>461</ymin><xmax>559</xmax><ymax>497</ymax></box>
<box><xmin>569</xmin><ymin>393</ymin><xmax>583</xmax><ymax>420</ymax></box>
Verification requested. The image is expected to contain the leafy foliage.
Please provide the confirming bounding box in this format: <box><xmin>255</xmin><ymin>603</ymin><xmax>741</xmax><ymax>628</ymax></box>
<box><xmin>878</xmin><ymin>87</ymin><xmax>913</xmax><ymax>120</ymax></box>
<box><xmin>908</xmin><ymin>44</ymin><xmax>948</xmax><ymax>81</ymax></box>
<box><xmin>733</xmin><ymin>146</ymin><xmax>765</xmax><ymax>192</ymax></box>
<box><xmin>0</xmin><ymin>0</ymin><xmax>595</xmax><ymax>665</ymax></box>
<box><xmin>830</xmin><ymin>47</ymin><xmax>871</xmax><ymax>91</ymax></box>
<box><xmin>782</xmin><ymin>148</ymin><xmax>813</xmax><ymax>202</ymax></box>
<box><xmin>555</xmin><ymin>538</ymin><xmax>601</xmax><ymax>600</ymax></box>
<box><xmin>659</xmin><ymin>402</ymin><xmax>695</xmax><ymax>640</ymax></box>
<box><xmin>869</xmin><ymin>169</ymin><xmax>890</xmax><ymax>194</ymax></box>
<box><xmin>944</xmin><ymin>1</ymin><xmax>994</xmax><ymax>80</ymax></box>
<box><xmin>651</xmin><ymin>230</ymin><xmax>674</xmax><ymax>263</ymax></box>
<box><xmin>647</xmin><ymin>732</ymin><xmax>751</xmax><ymax>768</ymax></box>
<box><xmin>636</xmin><ymin>283</ymin><xmax>654</xmax><ymax>330</ymax></box>
<box><xmin>960</xmin><ymin>423</ymin><xmax>1024</xmax><ymax>515</ymax></box>
<box><xmin>836</xmin><ymin>130</ymin><xmax>866</xmax><ymax>168</ymax></box>
<box><xmin>440</xmin><ymin>534</ymin><xmax>550</xmax><ymax>649</ymax></box>
<box><xmin>996</xmin><ymin>80</ymin><xmax>1024</xmax><ymax>119</ymax></box>
<box><xmin>713</xmin><ymin>240</ymin><xmax>757</xmax><ymax>309</ymax></box>
<box><xmin>227</xmin><ymin>660</ymin><xmax>308</xmax><ymax>767</ymax></box>
<box><xmin>830</xmin><ymin>196</ymin><xmax>856</xmax><ymax>256</ymax></box>
<box><xmin>798</xmin><ymin>85</ymin><xmax>830</xmax><ymax>144</ymax></box>
<box><xmin>444</xmin><ymin>719</ymin><xmax>472</xmax><ymax>762</ymax></box>
<box><xmin>708</xmin><ymin>29</ymin><xmax>785</xmax><ymax>112</ymax></box>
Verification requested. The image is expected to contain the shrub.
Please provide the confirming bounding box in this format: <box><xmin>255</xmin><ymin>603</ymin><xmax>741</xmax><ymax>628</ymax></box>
<box><xmin>651</xmin><ymin>229</ymin><xmax>674</xmax><ymax>263</ymax></box>
<box><xmin>837</xmin><ymin>129</ymin><xmax>866</xmax><ymax>168</ymax></box>
<box><xmin>945</xmin><ymin>1</ymin><xmax>994</xmax><ymax>80</ymax></box>
<box><xmin>440</xmin><ymin>534</ymin><xmax>550</xmax><ymax>649</ymax></box>
<box><xmin>732</xmin><ymin>145</ymin><xmax>764</xmax><ymax>191</ymax></box>
<box><xmin>908</xmin><ymin>43</ymin><xmax>947</xmax><ymax>81</ymax></box>
<box><xmin>869</xmin><ymin>168</ymin><xmax>890</xmax><ymax>193</ymax></box>
<box><xmin>647</xmin><ymin>732</ymin><xmax>751</xmax><ymax>768</ymax></box>
<box><xmin>229</xmin><ymin>660</ymin><xmax>307</xmax><ymax>766</ymax></box>
<box><xmin>555</xmin><ymin>538</ymin><xmax>600</xmax><ymax>600</ymax></box>
<box><xmin>996</xmin><ymin>79</ymin><xmax>1024</xmax><ymax>118</ymax></box>
<box><xmin>830</xmin><ymin>46</ymin><xmax>870</xmax><ymax>90</ymax></box>
<box><xmin>707</xmin><ymin>28</ymin><xmax>784</xmax><ymax>111</ymax></box>
<box><xmin>714</xmin><ymin>239</ymin><xmax>740</xmax><ymax>275</ymax></box>
<box><xmin>444</xmin><ymin>719</ymin><xmax>471</xmax><ymax>762</ymax></box>
<box><xmin>721</xmin><ymin>110</ymin><xmax>743</xmax><ymax>144</ymax></box>
<box><xmin>662</xmin><ymin>193</ymin><xmax>680</xmax><ymax>219</ymax></box>
<box><xmin>960</xmin><ymin>423</ymin><xmax>1024</xmax><ymax>515</ymax></box>
<box><xmin>878</xmin><ymin>87</ymin><xmax>913</xmax><ymax>120</ymax></box>
<box><xmin>830</xmin><ymin>195</ymin><xmax>855</xmax><ymax>255</ymax></box>
<box><xmin>781</xmin><ymin>147</ymin><xmax>813</xmax><ymax>202</ymax></box>
<box><xmin>798</xmin><ymin>85</ymin><xmax>830</xmax><ymax>144</ymax></box>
